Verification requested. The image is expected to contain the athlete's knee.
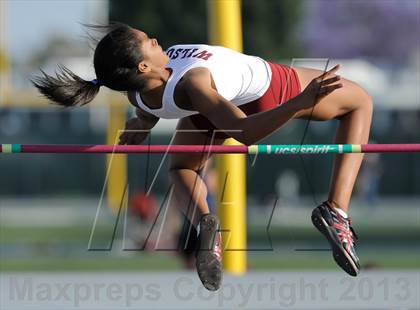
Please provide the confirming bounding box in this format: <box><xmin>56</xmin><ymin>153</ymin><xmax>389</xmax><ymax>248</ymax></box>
<box><xmin>169</xmin><ymin>153</ymin><xmax>209</xmax><ymax>177</ymax></box>
<box><xmin>358</xmin><ymin>93</ymin><xmax>373</xmax><ymax>125</ymax></box>
<box><xmin>354</xmin><ymin>83</ymin><xmax>373</xmax><ymax>114</ymax></box>
<box><xmin>363</xmin><ymin>93</ymin><xmax>373</xmax><ymax>114</ymax></box>
<box><xmin>168</xmin><ymin>166</ymin><xmax>199</xmax><ymax>183</ymax></box>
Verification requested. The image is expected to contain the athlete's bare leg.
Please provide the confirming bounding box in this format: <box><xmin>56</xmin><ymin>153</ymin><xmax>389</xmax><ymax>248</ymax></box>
<box><xmin>169</xmin><ymin>117</ymin><xmax>225</xmax><ymax>291</ymax></box>
<box><xmin>293</xmin><ymin>67</ymin><xmax>373</xmax><ymax>213</ymax></box>
<box><xmin>169</xmin><ymin>117</ymin><xmax>225</xmax><ymax>227</ymax></box>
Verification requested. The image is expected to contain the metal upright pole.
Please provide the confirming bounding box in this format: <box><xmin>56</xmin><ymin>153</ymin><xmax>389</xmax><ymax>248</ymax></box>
<box><xmin>207</xmin><ymin>0</ymin><xmax>247</xmax><ymax>275</ymax></box>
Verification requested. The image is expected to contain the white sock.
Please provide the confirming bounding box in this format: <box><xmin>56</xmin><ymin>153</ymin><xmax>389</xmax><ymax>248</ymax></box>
<box><xmin>334</xmin><ymin>207</ymin><xmax>348</xmax><ymax>218</ymax></box>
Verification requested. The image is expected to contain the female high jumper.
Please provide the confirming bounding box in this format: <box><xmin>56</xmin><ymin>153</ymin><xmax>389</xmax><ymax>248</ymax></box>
<box><xmin>32</xmin><ymin>23</ymin><xmax>373</xmax><ymax>291</ymax></box>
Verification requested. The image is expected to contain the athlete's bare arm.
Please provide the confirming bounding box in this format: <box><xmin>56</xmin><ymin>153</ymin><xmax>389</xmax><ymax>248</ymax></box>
<box><xmin>118</xmin><ymin>107</ymin><xmax>159</xmax><ymax>145</ymax></box>
<box><xmin>185</xmin><ymin>65</ymin><xmax>342</xmax><ymax>145</ymax></box>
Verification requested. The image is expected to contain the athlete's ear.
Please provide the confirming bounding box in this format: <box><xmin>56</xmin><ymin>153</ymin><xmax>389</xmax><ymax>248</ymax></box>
<box><xmin>137</xmin><ymin>61</ymin><xmax>151</xmax><ymax>73</ymax></box>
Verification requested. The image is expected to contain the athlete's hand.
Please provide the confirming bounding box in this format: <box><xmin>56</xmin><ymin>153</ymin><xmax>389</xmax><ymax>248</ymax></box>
<box><xmin>118</xmin><ymin>117</ymin><xmax>150</xmax><ymax>145</ymax></box>
<box><xmin>297</xmin><ymin>64</ymin><xmax>342</xmax><ymax>110</ymax></box>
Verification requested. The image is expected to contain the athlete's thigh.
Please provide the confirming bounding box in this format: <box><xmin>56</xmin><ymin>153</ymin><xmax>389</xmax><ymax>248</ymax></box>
<box><xmin>169</xmin><ymin>117</ymin><xmax>226</xmax><ymax>171</ymax></box>
<box><xmin>293</xmin><ymin>67</ymin><xmax>371</xmax><ymax>120</ymax></box>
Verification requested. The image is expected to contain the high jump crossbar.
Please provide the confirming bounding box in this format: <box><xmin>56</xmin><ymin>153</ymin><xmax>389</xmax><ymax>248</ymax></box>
<box><xmin>1</xmin><ymin>144</ymin><xmax>420</xmax><ymax>154</ymax></box>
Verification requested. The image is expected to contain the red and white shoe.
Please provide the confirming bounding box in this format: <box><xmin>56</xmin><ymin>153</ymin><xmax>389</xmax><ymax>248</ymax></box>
<box><xmin>311</xmin><ymin>201</ymin><xmax>360</xmax><ymax>276</ymax></box>
<box><xmin>195</xmin><ymin>214</ymin><xmax>223</xmax><ymax>291</ymax></box>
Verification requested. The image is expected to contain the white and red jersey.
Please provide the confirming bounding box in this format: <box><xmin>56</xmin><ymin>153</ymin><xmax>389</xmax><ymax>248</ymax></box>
<box><xmin>134</xmin><ymin>44</ymin><xmax>272</xmax><ymax>119</ymax></box>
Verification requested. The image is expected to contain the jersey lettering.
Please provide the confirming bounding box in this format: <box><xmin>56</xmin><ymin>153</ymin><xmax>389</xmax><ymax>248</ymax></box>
<box><xmin>192</xmin><ymin>50</ymin><xmax>213</xmax><ymax>61</ymax></box>
<box><xmin>166</xmin><ymin>48</ymin><xmax>213</xmax><ymax>61</ymax></box>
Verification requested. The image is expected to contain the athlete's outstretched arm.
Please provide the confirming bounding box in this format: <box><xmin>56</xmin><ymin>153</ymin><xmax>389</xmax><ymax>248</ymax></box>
<box><xmin>118</xmin><ymin>108</ymin><xmax>159</xmax><ymax>145</ymax></box>
<box><xmin>185</xmin><ymin>66</ymin><xmax>342</xmax><ymax>145</ymax></box>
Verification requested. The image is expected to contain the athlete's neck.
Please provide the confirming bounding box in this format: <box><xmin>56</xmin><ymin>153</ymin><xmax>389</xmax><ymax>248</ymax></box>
<box><xmin>138</xmin><ymin>68</ymin><xmax>172</xmax><ymax>108</ymax></box>
<box><xmin>140</xmin><ymin>68</ymin><xmax>171</xmax><ymax>92</ymax></box>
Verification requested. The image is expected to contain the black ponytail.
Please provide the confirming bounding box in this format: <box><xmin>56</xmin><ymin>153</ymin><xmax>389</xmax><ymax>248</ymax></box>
<box><xmin>31</xmin><ymin>22</ymin><xmax>144</xmax><ymax>107</ymax></box>
<box><xmin>31</xmin><ymin>64</ymin><xmax>100</xmax><ymax>107</ymax></box>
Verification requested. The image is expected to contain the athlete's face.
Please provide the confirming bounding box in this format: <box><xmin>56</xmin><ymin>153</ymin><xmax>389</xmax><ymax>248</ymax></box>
<box><xmin>133</xmin><ymin>29</ymin><xmax>169</xmax><ymax>72</ymax></box>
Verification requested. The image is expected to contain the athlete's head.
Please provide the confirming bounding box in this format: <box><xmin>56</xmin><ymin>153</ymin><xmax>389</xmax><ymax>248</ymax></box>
<box><xmin>31</xmin><ymin>22</ymin><xmax>168</xmax><ymax>107</ymax></box>
<box><xmin>131</xmin><ymin>29</ymin><xmax>168</xmax><ymax>73</ymax></box>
